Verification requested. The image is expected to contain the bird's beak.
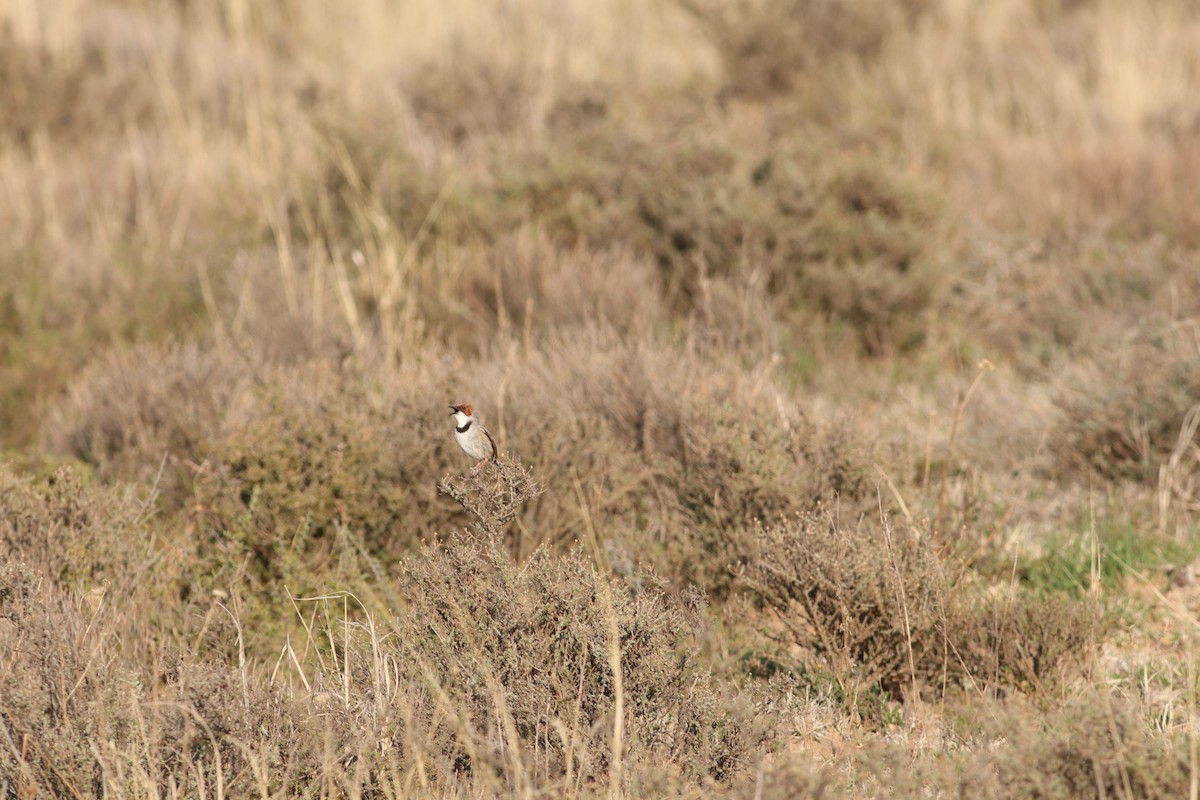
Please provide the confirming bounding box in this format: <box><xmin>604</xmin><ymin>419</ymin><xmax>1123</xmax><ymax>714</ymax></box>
<box><xmin>448</xmin><ymin>405</ymin><xmax>457</xmax><ymax>415</ymax></box>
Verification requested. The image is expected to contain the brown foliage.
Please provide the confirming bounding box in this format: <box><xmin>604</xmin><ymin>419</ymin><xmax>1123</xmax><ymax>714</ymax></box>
<box><xmin>745</xmin><ymin>511</ymin><xmax>1097</xmax><ymax>707</ymax></box>
<box><xmin>383</xmin><ymin>533</ymin><xmax>758</xmax><ymax>787</ymax></box>
<box><xmin>745</xmin><ymin>512</ymin><xmax>953</xmax><ymax>702</ymax></box>
<box><xmin>41</xmin><ymin>342</ymin><xmax>252</xmax><ymax>490</ymax></box>
<box><xmin>0</xmin><ymin>465</ymin><xmax>151</xmax><ymax>594</ymax></box>
<box><xmin>438</xmin><ymin>454</ymin><xmax>546</xmax><ymax>538</ymax></box>
<box><xmin>5</xmin><ymin>0</ymin><xmax>1200</xmax><ymax>795</ymax></box>
<box><xmin>1053</xmin><ymin>322</ymin><xmax>1200</xmax><ymax>482</ymax></box>
<box><xmin>679</xmin><ymin>0</ymin><xmax>933</xmax><ymax>101</ymax></box>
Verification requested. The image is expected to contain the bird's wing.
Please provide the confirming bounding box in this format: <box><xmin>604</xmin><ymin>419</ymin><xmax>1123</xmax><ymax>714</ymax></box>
<box><xmin>483</xmin><ymin>425</ymin><xmax>498</xmax><ymax>462</ymax></box>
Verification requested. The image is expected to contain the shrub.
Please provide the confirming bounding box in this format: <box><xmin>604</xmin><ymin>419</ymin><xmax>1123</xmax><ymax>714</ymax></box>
<box><xmin>382</xmin><ymin>532</ymin><xmax>759</xmax><ymax>788</ymax></box>
<box><xmin>988</xmin><ymin>692</ymin><xmax>1192</xmax><ymax>799</ymax></box>
<box><xmin>1052</xmin><ymin>322</ymin><xmax>1200</xmax><ymax>482</ymax></box>
<box><xmin>0</xmin><ymin>561</ymin><xmax>113</xmax><ymax>798</ymax></box>
<box><xmin>481</xmin><ymin>334</ymin><xmax>881</xmax><ymax>592</ymax></box>
<box><xmin>953</xmin><ymin>590</ymin><xmax>1097</xmax><ymax>694</ymax></box>
<box><xmin>482</xmin><ymin>125</ymin><xmax>947</xmax><ymax>356</ymax></box>
<box><xmin>40</xmin><ymin>342</ymin><xmax>252</xmax><ymax>493</ymax></box>
<box><xmin>839</xmin><ymin>690</ymin><xmax>1191</xmax><ymax>799</ymax></box>
<box><xmin>744</xmin><ymin>512</ymin><xmax>952</xmax><ymax>704</ymax></box>
<box><xmin>678</xmin><ymin>0</ymin><xmax>933</xmax><ymax>101</ymax></box>
<box><xmin>0</xmin><ymin>560</ymin><xmax>311</xmax><ymax>798</ymax></box>
<box><xmin>442</xmin><ymin>227</ymin><xmax>666</xmax><ymax>350</ymax></box>
<box><xmin>438</xmin><ymin>454</ymin><xmax>546</xmax><ymax>538</ymax></box>
<box><xmin>744</xmin><ymin>512</ymin><xmax>1097</xmax><ymax>709</ymax></box>
<box><xmin>666</xmin><ymin>405</ymin><xmax>877</xmax><ymax>592</ymax></box>
<box><xmin>188</xmin><ymin>361</ymin><xmax>435</xmax><ymax>627</ymax></box>
<box><xmin>797</xmin><ymin>161</ymin><xmax>946</xmax><ymax>354</ymax></box>
<box><xmin>0</xmin><ymin>464</ymin><xmax>152</xmax><ymax>594</ymax></box>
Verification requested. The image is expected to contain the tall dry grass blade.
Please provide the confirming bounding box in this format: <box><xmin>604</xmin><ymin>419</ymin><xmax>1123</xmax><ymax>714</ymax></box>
<box><xmin>215</xmin><ymin>601</ymin><xmax>251</xmax><ymax>711</ymax></box>
<box><xmin>879</xmin><ymin>490</ymin><xmax>918</xmax><ymax>703</ymax></box>
<box><xmin>571</xmin><ymin>468</ymin><xmax>623</xmax><ymax>798</ymax></box>
<box><xmin>1158</xmin><ymin>402</ymin><xmax>1200</xmax><ymax>536</ymax></box>
<box><xmin>935</xmin><ymin>359</ymin><xmax>993</xmax><ymax>538</ymax></box>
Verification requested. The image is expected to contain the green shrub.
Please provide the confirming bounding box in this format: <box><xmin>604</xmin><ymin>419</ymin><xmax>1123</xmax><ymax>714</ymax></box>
<box><xmin>190</xmin><ymin>363</ymin><xmax>434</xmax><ymax>612</ymax></box>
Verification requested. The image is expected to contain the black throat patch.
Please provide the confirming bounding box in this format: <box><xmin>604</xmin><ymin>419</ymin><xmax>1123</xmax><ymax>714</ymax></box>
<box><xmin>456</xmin><ymin>421</ymin><xmax>473</xmax><ymax>434</ymax></box>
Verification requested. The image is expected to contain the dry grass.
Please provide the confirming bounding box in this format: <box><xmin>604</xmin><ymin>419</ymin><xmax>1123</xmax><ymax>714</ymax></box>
<box><xmin>3</xmin><ymin>0</ymin><xmax>1200</xmax><ymax>795</ymax></box>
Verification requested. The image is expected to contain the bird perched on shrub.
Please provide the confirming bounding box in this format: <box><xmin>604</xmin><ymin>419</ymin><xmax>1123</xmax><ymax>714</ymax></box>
<box><xmin>448</xmin><ymin>403</ymin><xmax>498</xmax><ymax>474</ymax></box>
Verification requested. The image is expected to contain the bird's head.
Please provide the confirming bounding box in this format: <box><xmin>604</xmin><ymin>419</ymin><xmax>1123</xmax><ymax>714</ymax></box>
<box><xmin>448</xmin><ymin>403</ymin><xmax>474</xmax><ymax>422</ymax></box>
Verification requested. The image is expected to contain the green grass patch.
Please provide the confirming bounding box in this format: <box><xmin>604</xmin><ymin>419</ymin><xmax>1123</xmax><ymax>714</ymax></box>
<box><xmin>1017</xmin><ymin>523</ymin><xmax>1200</xmax><ymax>596</ymax></box>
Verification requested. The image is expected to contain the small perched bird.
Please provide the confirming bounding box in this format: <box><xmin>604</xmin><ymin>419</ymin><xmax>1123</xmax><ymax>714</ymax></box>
<box><xmin>448</xmin><ymin>403</ymin><xmax>498</xmax><ymax>474</ymax></box>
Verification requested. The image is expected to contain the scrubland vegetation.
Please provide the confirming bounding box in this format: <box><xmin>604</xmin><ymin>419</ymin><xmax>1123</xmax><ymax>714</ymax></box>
<box><xmin>3</xmin><ymin>0</ymin><xmax>1200</xmax><ymax>796</ymax></box>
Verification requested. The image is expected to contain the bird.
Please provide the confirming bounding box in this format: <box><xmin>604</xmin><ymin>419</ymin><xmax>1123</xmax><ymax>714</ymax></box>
<box><xmin>448</xmin><ymin>403</ymin><xmax>498</xmax><ymax>474</ymax></box>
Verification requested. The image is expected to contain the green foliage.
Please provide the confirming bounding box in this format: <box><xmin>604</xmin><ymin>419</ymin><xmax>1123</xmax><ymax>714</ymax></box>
<box><xmin>1017</xmin><ymin>523</ymin><xmax>1200</xmax><ymax>596</ymax></box>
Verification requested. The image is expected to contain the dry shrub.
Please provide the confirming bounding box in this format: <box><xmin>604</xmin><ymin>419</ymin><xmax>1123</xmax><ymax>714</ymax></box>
<box><xmin>974</xmin><ymin>134</ymin><xmax>1200</xmax><ymax>247</ymax></box>
<box><xmin>404</xmin><ymin>51</ymin><xmax>536</xmax><ymax>143</ymax></box>
<box><xmin>668</xmin><ymin>405</ymin><xmax>876</xmax><ymax>590</ymax></box>
<box><xmin>0</xmin><ymin>501</ymin><xmax>759</xmax><ymax>796</ymax></box>
<box><xmin>837</xmin><ymin>689</ymin><xmax>1191</xmax><ymax>799</ymax></box>
<box><xmin>40</xmin><ymin>342</ymin><xmax>253</xmax><ymax>490</ymax></box>
<box><xmin>41</xmin><ymin>326</ymin><xmax>881</xmax><ymax>607</ymax></box>
<box><xmin>796</xmin><ymin>161</ymin><xmax>946</xmax><ymax>355</ymax></box>
<box><xmin>438</xmin><ymin>455</ymin><xmax>546</xmax><ymax>537</ymax></box>
<box><xmin>440</xmin><ymin>227</ymin><xmax>666</xmax><ymax>349</ymax></box>
<box><xmin>975</xmin><ymin>691</ymin><xmax>1192</xmax><ymax>800</ymax></box>
<box><xmin>1052</xmin><ymin>321</ymin><xmax>1200</xmax><ymax>482</ymax></box>
<box><xmin>470</xmin><ymin>123</ymin><xmax>948</xmax><ymax>355</ymax></box>
<box><xmin>953</xmin><ymin>234</ymin><xmax>1180</xmax><ymax>371</ymax></box>
<box><xmin>377</xmin><ymin>532</ymin><xmax>759</xmax><ymax>788</ymax></box>
<box><xmin>1003</xmin><ymin>694</ymin><xmax>1190</xmax><ymax>799</ymax></box>
<box><xmin>0</xmin><ymin>454</ymin><xmax>822</xmax><ymax>796</ymax></box>
<box><xmin>0</xmin><ymin>561</ymin><xmax>308</xmax><ymax>799</ymax></box>
<box><xmin>0</xmin><ymin>465</ymin><xmax>152</xmax><ymax>594</ymax></box>
<box><xmin>638</xmin><ymin>136</ymin><xmax>943</xmax><ymax>354</ymax></box>
<box><xmin>0</xmin><ymin>256</ymin><xmax>211</xmax><ymax>452</ymax></box>
<box><xmin>679</xmin><ymin>0</ymin><xmax>933</xmax><ymax>101</ymax></box>
<box><xmin>489</xmin><ymin>334</ymin><xmax>881</xmax><ymax>590</ymax></box>
<box><xmin>745</xmin><ymin>512</ymin><xmax>952</xmax><ymax>703</ymax></box>
<box><xmin>750</xmin><ymin>758</ymin><xmax>840</xmax><ymax>800</ymax></box>
<box><xmin>0</xmin><ymin>562</ymin><xmax>114</xmax><ymax>797</ymax></box>
<box><xmin>0</xmin><ymin>31</ymin><xmax>156</xmax><ymax>146</ymax></box>
<box><xmin>744</xmin><ymin>512</ymin><xmax>1097</xmax><ymax>708</ymax></box>
<box><xmin>953</xmin><ymin>590</ymin><xmax>1097</xmax><ymax>694</ymax></box>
